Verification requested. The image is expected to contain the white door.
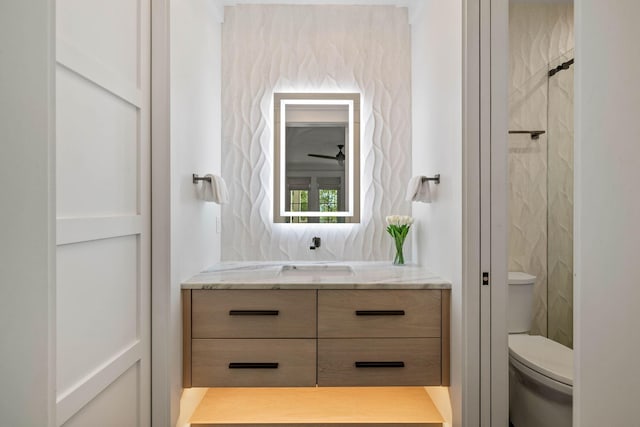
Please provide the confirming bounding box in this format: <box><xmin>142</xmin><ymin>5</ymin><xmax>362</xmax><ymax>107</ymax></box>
<box><xmin>55</xmin><ymin>1</ymin><xmax>150</xmax><ymax>426</ymax></box>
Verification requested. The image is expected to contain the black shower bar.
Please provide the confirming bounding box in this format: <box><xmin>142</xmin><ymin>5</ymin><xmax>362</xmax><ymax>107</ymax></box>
<box><xmin>508</xmin><ymin>130</ymin><xmax>546</xmax><ymax>140</ymax></box>
<box><xmin>549</xmin><ymin>58</ymin><xmax>574</xmax><ymax>77</ymax></box>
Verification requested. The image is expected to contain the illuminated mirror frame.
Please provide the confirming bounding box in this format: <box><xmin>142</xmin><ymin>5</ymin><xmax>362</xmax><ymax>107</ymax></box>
<box><xmin>273</xmin><ymin>93</ymin><xmax>360</xmax><ymax>223</ymax></box>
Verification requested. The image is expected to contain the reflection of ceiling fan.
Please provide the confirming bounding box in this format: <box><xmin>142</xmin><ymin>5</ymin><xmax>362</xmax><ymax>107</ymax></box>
<box><xmin>307</xmin><ymin>145</ymin><xmax>345</xmax><ymax>166</ymax></box>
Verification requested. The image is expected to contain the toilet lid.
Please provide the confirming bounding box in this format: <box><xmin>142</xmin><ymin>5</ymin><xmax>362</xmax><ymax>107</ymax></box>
<box><xmin>509</xmin><ymin>334</ymin><xmax>573</xmax><ymax>386</ymax></box>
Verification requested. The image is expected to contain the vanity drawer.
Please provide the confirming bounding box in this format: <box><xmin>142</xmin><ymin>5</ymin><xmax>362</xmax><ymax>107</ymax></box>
<box><xmin>191</xmin><ymin>339</ymin><xmax>316</xmax><ymax>387</ymax></box>
<box><xmin>317</xmin><ymin>338</ymin><xmax>441</xmax><ymax>386</ymax></box>
<box><xmin>192</xmin><ymin>290</ymin><xmax>316</xmax><ymax>338</ymax></box>
<box><xmin>318</xmin><ymin>290</ymin><xmax>441</xmax><ymax>338</ymax></box>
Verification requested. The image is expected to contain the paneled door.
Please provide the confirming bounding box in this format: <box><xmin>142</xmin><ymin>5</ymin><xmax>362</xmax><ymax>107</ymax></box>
<box><xmin>55</xmin><ymin>1</ymin><xmax>150</xmax><ymax>426</ymax></box>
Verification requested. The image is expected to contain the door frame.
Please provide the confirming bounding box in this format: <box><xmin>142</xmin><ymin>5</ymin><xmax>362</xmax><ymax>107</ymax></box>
<box><xmin>486</xmin><ymin>0</ymin><xmax>509</xmax><ymax>425</ymax></box>
<box><xmin>0</xmin><ymin>1</ymin><xmax>56</xmax><ymax>425</ymax></box>
<box><xmin>150</xmin><ymin>0</ymin><xmax>172</xmax><ymax>426</ymax></box>
<box><xmin>145</xmin><ymin>1</ymin><xmax>511</xmax><ymax>425</ymax></box>
<box><xmin>463</xmin><ymin>0</ymin><xmax>509</xmax><ymax>425</ymax></box>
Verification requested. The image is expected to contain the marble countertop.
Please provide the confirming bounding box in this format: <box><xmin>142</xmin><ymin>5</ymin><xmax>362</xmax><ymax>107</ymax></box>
<box><xmin>181</xmin><ymin>261</ymin><xmax>451</xmax><ymax>290</ymax></box>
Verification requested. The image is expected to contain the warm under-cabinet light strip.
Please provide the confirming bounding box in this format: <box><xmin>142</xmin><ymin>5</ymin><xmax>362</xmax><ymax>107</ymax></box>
<box><xmin>190</xmin><ymin>387</ymin><xmax>445</xmax><ymax>425</ymax></box>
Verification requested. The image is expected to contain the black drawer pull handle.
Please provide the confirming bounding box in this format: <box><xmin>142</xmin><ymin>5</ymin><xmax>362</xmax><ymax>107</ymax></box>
<box><xmin>229</xmin><ymin>310</ymin><xmax>279</xmax><ymax>316</ymax></box>
<box><xmin>355</xmin><ymin>361</ymin><xmax>405</xmax><ymax>368</ymax></box>
<box><xmin>228</xmin><ymin>362</ymin><xmax>279</xmax><ymax>369</ymax></box>
<box><xmin>355</xmin><ymin>310</ymin><xmax>405</xmax><ymax>316</ymax></box>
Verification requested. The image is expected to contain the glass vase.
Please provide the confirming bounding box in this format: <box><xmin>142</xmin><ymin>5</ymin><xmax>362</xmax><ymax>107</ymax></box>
<box><xmin>393</xmin><ymin>238</ymin><xmax>406</xmax><ymax>265</ymax></box>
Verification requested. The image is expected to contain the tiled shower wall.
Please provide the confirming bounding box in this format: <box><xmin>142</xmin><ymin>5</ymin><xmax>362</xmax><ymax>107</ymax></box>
<box><xmin>509</xmin><ymin>2</ymin><xmax>574</xmax><ymax>346</ymax></box>
<box><xmin>220</xmin><ymin>5</ymin><xmax>411</xmax><ymax>261</ymax></box>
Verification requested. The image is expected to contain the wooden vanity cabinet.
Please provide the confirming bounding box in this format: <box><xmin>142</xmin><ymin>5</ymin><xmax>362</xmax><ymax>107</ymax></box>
<box><xmin>191</xmin><ymin>290</ymin><xmax>316</xmax><ymax>338</ymax></box>
<box><xmin>317</xmin><ymin>290</ymin><xmax>445</xmax><ymax>386</ymax></box>
<box><xmin>184</xmin><ymin>290</ymin><xmax>316</xmax><ymax>388</ymax></box>
<box><xmin>183</xmin><ymin>288</ymin><xmax>450</xmax><ymax>388</ymax></box>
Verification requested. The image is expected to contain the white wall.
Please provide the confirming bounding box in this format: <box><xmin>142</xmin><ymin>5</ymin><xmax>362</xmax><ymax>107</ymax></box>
<box><xmin>170</xmin><ymin>1</ymin><xmax>222</xmax><ymax>285</ymax></box>
<box><xmin>410</xmin><ymin>1</ymin><xmax>462</xmax><ymax>425</ymax></box>
<box><xmin>154</xmin><ymin>1</ymin><xmax>223</xmax><ymax>425</ymax></box>
<box><xmin>221</xmin><ymin>5</ymin><xmax>412</xmax><ymax>261</ymax></box>
<box><xmin>0</xmin><ymin>1</ymin><xmax>55</xmax><ymax>425</ymax></box>
<box><xmin>574</xmin><ymin>1</ymin><xmax>640</xmax><ymax>425</ymax></box>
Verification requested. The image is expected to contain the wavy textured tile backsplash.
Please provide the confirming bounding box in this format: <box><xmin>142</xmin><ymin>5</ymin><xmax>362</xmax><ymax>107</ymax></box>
<box><xmin>509</xmin><ymin>2</ymin><xmax>574</xmax><ymax>346</ymax></box>
<box><xmin>221</xmin><ymin>5</ymin><xmax>411</xmax><ymax>261</ymax></box>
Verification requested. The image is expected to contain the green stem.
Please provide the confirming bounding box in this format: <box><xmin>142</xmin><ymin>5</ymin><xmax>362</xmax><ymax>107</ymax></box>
<box><xmin>393</xmin><ymin>235</ymin><xmax>405</xmax><ymax>265</ymax></box>
<box><xmin>387</xmin><ymin>224</ymin><xmax>409</xmax><ymax>265</ymax></box>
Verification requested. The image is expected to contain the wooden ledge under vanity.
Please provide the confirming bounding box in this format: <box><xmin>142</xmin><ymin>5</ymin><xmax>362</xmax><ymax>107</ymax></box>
<box><xmin>181</xmin><ymin>262</ymin><xmax>452</xmax><ymax>426</ymax></box>
<box><xmin>189</xmin><ymin>387</ymin><xmax>445</xmax><ymax>426</ymax></box>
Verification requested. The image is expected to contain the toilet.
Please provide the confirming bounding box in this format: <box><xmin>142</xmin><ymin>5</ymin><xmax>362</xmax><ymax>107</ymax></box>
<box><xmin>508</xmin><ymin>272</ymin><xmax>573</xmax><ymax>427</ymax></box>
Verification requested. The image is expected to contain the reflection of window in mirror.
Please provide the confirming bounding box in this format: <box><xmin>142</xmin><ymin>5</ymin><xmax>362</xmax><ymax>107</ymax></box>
<box><xmin>273</xmin><ymin>93</ymin><xmax>360</xmax><ymax>223</ymax></box>
<box><xmin>284</xmin><ymin>177</ymin><xmax>344</xmax><ymax>223</ymax></box>
<box><xmin>286</xmin><ymin>178</ymin><xmax>310</xmax><ymax>223</ymax></box>
<box><xmin>318</xmin><ymin>177</ymin><xmax>342</xmax><ymax>223</ymax></box>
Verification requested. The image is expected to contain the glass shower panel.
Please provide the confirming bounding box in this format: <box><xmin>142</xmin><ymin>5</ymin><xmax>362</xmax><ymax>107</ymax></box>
<box><xmin>546</xmin><ymin>50</ymin><xmax>574</xmax><ymax>348</ymax></box>
<box><xmin>508</xmin><ymin>65</ymin><xmax>550</xmax><ymax>337</ymax></box>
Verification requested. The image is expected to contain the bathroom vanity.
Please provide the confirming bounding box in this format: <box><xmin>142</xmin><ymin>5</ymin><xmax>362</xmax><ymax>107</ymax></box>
<box><xmin>182</xmin><ymin>262</ymin><xmax>451</xmax><ymax>389</ymax></box>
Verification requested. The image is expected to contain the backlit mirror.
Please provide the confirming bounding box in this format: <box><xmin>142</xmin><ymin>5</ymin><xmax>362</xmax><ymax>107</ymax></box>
<box><xmin>274</xmin><ymin>93</ymin><xmax>360</xmax><ymax>223</ymax></box>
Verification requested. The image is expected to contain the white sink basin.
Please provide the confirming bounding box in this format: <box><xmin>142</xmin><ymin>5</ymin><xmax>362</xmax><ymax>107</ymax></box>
<box><xmin>279</xmin><ymin>264</ymin><xmax>354</xmax><ymax>277</ymax></box>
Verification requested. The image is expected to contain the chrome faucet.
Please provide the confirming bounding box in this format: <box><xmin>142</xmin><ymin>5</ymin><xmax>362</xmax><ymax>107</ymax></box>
<box><xmin>310</xmin><ymin>237</ymin><xmax>321</xmax><ymax>250</ymax></box>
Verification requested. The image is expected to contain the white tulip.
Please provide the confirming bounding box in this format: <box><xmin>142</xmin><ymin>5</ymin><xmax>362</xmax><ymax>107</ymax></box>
<box><xmin>386</xmin><ymin>215</ymin><xmax>414</xmax><ymax>227</ymax></box>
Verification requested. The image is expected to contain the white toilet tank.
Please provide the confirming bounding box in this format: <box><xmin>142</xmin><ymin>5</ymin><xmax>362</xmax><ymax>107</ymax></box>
<box><xmin>508</xmin><ymin>272</ymin><xmax>536</xmax><ymax>333</ymax></box>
